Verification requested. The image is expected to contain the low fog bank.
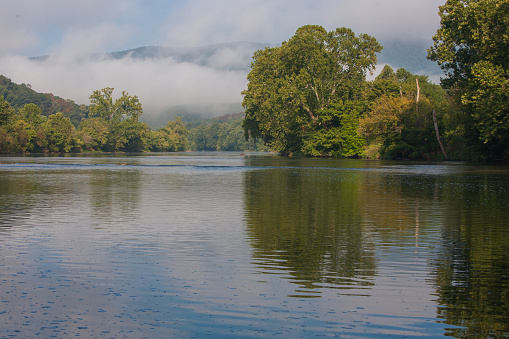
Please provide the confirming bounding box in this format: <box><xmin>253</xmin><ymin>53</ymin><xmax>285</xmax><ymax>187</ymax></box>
<box><xmin>0</xmin><ymin>42</ymin><xmax>265</xmax><ymax>126</ymax></box>
<box><xmin>142</xmin><ymin>102</ymin><xmax>243</xmax><ymax>128</ymax></box>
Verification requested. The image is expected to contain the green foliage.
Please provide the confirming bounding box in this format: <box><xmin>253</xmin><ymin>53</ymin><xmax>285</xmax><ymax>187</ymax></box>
<box><xmin>428</xmin><ymin>0</ymin><xmax>509</xmax><ymax>88</ymax></box>
<box><xmin>242</xmin><ymin>25</ymin><xmax>382</xmax><ymax>156</ymax></box>
<box><xmin>0</xmin><ymin>85</ymin><xmax>194</xmax><ymax>154</ymax></box>
<box><xmin>42</xmin><ymin>113</ymin><xmax>80</xmax><ymax>153</ymax></box>
<box><xmin>302</xmin><ymin>101</ymin><xmax>365</xmax><ymax>157</ymax></box>
<box><xmin>77</xmin><ymin>117</ymin><xmax>109</xmax><ymax>151</ymax></box>
<box><xmin>148</xmin><ymin>117</ymin><xmax>189</xmax><ymax>152</ymax></box>
<box><xmin>89</xmin><ymin>87</ymin><xmax>147</xmax><ymax>152</ymax></box>
<box><xmin>216</xmin><ymin>119</ymin><xmax>265</xmax><ymax>151</ymax></box>
<box><xmin>116</xmin><ymin>120</ymin><xmax>150</xmax><ymax>152</ymax></box>
<box><xmin>0</xmin><ymin>99</ymin><xmax>37</xmax><ymax>153</ymax></box>
<box><xmin>0</xmin><ymin>96</ymin><xmax>15</xmax><ymax>127</ymax></box>
<box><xmin>361</xmin><ymin>65</ymin><xmax>449</xmax><ymax>159</ymax></box>
<box><xmin>368</xmin><ymin>67</ymin><xmax>446</xmax><ymax>106</ymax></box>
<box><xmin>0</xmin><ymin>75</ymin><xmax>52</xmax><ymax>114</ymax></box>
<box><xmin>10</xmin><ymin>120</ymin><xmax>38</xmax><ymax>153</ymax></box>
<box><xmin>359</xmin><ymin>96</ymin><xmax>409</xmax><ymax>143</ymax></box>
<box><xmin>428</xmin><ymin>0</ymin><xmax>509</xmax><ymax>159</ymax></box>
<box><xmin>365</xmin><ymin>66</ymin><xmax>401</xmax><ymax>102</ymax></box>
<box><xmin>360</xmin><ymin>92</ymin><xmax>442</xmax><ymax>159</ymax></box>
<box><xmin>462</xmin><ymin>61</ymin><xmax>509</xmax><ymax>147</ymax></box>
<box><xmin>190</xmin><ymin>122</ymin><xmax>220</xmax><ymax>151</ymax></box>
<box><xmin>0</xmin><ymin>75</ymin><xmax>88</xmax><ymax>126</ymax></box>
<box><xmin>46</xmin><ymin>93</ymin><xmax>88</xmax><ymax>127</ymax></box>
<box><xmin>17</xmin><ymin>103</ymin><xmax>45</xmax><ymax>127</ymax></box>
<box><xmin>89</xmin><ymin>87</ymin><xmax>143</xmax><ymax>123</ymax></box>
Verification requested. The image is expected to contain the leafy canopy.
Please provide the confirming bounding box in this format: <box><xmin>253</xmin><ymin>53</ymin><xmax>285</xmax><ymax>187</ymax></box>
<box><xmin>242</xmin><ymin>25</ymin><xmax>382</xmax><ymax>155</ymax></box>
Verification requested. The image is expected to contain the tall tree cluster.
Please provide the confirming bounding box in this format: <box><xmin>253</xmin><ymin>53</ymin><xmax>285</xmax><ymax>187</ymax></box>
<box><xmin>360</xmin><ymin>66</ymin><xmax>447</xmax><ymax>159</ymax></box>
<box><xmin>242</xmin><ymin>10</ymin><xmax>509</xmax><ymax>160</ymax></box>
<box><xmin>0</xmin><ymin>88</ymin><xmax>189</xmax><ymax>154</ymax></box>
<box><xmin>241</xmin><ymin>25</ymin><xmax>448</xmax><ymax>159</ymax></box>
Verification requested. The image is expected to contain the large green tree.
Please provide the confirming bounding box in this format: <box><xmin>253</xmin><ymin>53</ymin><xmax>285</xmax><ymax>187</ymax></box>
<box><xmin>77</xmin><ymin>117</ymin><xmax>109</xmax><ymax>151</ymax></box>
<box><xmin>428</xmin><ymin>0</ymin><xmax>509</xmax><ymax>158</ymax></box>
<box><xmin>42</xmin><ymin>113</ymin><xmax>79</xmax><ymax>153</ymax></box>
<box><xmin>17</xmin><ymin>103</ymin><xmax>46</xmax><ymax>127</ymax></box>
<box><xmin>89</xmin><ymin>88</ymin><xmax>147</xmax><ymax>152</ymax></box>
<box><xmin>242</xmin><ymin>25</ymin><xmax>382</xmax><ymax>155</ymax></box>
<box><xmin>89</xmin><ymin>87</ymin><xmax>143</xmax><ymax>123</ymax></box>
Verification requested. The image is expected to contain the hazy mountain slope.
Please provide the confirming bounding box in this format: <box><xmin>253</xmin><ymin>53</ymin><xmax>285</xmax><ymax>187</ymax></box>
<box><xmin>106</xmin><ymin>42</ymin><xmax>272</xmax><ymax>71</ymax></box>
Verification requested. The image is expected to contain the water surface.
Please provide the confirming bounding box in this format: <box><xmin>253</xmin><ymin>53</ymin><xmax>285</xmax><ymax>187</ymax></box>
<box><xmin>0</xmin><ymin>153</ymin><xmax>508</xmax><ymax>338</ymax></box>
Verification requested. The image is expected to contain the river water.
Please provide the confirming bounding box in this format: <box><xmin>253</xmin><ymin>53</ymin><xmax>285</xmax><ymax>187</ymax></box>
<box><xmin>0</xmin><ymin>153</ymin><xmax>508</xmax><ymax>338</ymax></box>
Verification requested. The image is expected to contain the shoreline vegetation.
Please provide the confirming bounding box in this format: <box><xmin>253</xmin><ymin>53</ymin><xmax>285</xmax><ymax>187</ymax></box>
<box><xmin>1</xmin><ymin>0</ymin><xmax>508</xmax><ymax>161</ymax></box>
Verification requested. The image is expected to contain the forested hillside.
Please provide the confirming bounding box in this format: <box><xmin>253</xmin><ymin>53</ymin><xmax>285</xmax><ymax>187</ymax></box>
<box><xmin>0</xmin><ymin>75</ymin><xmax>88</xmax><ymax>127</ymax></box>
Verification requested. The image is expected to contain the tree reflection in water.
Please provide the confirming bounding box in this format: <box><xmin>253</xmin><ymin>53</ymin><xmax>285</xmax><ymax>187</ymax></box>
<box><xmin>244</xmin><ymin>167</ymin><xmax>377</xmax><ymax>296</ymax></box>
<box><xmin>243</xmin><ymin>160</ymin><xmax>509</xmax><ymax>337</ymax></box>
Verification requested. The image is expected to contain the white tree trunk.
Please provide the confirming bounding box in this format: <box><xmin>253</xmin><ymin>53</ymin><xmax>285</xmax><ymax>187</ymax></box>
<box><xmin>433</xmin><ymin>109</ymin><xmax>447</xmax><ymax>159</ymax></box>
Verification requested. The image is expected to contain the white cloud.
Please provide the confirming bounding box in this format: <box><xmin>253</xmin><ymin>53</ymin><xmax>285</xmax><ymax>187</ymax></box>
<box><xmin>163</xmin><ymin>0</ymin><xmax>281</xmax><ymax>46</ymax></box>
<box><xmin>162</xmin><ymin>0</ymin><xmax>445</xmax><ymax>46</ymax></box>
<box><xmin>48</xmin><ymin>24</ymin><xmax>133</xmax><ymax>57</ymax></box>
<box><xmin>0</xmin><ymin>0</ymin><xmax>138</xmax><ymax>56</ymax></box>
<box><xmin>1</xmin><ymin>0</ymin><xmax>445</xmax><ymax>57</ymax></box>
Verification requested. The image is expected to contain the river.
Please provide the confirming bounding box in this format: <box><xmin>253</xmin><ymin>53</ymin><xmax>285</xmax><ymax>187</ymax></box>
<box><xmin>0</xmin><ymin>153</ymin><xmax>508</xmax><ymax>338</ymax></box>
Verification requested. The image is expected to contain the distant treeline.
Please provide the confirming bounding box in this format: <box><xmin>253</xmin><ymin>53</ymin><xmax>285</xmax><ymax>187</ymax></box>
<box><xmin>187</xmin><ymin>113</ymin><xmax>267</xmax><ymax>152</ymax></box>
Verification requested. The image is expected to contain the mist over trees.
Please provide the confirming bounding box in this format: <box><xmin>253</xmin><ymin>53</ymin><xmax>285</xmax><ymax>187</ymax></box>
<box><xmin>187</xmin><ymin>113</ymin><xmax>266</xmax><ymax>152</ymax></box>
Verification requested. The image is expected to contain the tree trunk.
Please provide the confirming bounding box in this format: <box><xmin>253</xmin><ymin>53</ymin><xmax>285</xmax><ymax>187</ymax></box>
<box><xmin>432</xmin><ymin>109</ymin><xmax>447</xmax><ymax>159</ymax></box>
<box><xmin>303</xmin><ymin>105</ymin><xmax>317</xmax><ymax>123</ymax></box>
<box><xmin>415</xmin><ymin>78</ymin><xmax>420</xmax><ymax>103</ymax></box>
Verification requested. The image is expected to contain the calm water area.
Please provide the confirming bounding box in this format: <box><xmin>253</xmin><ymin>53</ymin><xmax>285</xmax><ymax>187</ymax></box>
<box><xmin>0</xmin><ymin>153</ymin><xmax>508</xmax><ymax>338</ymax></box>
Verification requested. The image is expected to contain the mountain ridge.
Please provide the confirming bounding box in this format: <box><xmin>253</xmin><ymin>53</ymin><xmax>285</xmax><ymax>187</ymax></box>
<box><xmin>30</xmin><ymin>40</ymin><xmax>441</xmax><ymax>78</ymax></box>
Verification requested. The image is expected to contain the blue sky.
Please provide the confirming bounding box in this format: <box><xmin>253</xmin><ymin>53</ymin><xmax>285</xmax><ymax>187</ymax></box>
<box><xmin>0</xmin><ymin>0</ymin><xmax>446</xmax><ymax>119</ymax></box>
